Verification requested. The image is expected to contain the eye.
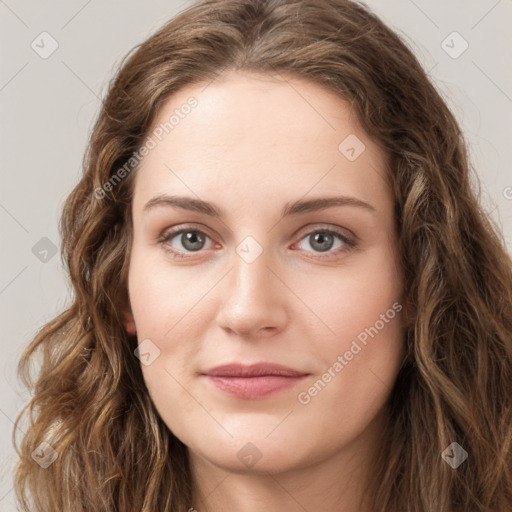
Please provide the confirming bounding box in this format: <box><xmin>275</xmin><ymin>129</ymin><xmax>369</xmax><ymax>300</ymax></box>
<box><xmin>158</xmin><ymin>224</ymin><xmax>356</xmax><ymax>260</ymax></box>
<box><xmin>293</xmin><ymin>227</ymin><xmax>355</xmax><ymax>258</ymax></box>
<box><xmin>159</xmin><ymin>226</ymin><xmax>215</xmax><ymax>258</ymax></box>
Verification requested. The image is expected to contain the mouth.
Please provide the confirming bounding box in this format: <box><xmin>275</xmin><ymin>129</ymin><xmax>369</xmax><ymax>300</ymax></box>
<box><xmin>201</xmin><ymin>363</ymin><xmax>310</xmax><ymax>399</ymax></box>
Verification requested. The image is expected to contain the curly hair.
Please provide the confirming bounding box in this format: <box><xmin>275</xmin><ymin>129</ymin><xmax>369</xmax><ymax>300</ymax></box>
<box><xmin>13</xmin><ymin>0</ymin><xmax>512</xmax><ymax>510</ymax></box>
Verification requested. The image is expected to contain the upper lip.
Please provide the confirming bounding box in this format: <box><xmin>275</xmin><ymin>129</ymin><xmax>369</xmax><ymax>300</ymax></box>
<box><xmin>202</xmin><ymin>363</ymin><xmax>309</xmax><ymax>378</ymax></box>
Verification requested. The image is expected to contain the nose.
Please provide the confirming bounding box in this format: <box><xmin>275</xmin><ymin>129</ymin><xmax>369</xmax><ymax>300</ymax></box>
<box><xmin>215</xmin><ymin>245</ymin><xmax>287</xmax><ymax>337</ymax></box>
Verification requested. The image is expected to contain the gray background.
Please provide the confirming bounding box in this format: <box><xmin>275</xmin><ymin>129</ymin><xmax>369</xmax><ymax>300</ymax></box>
<box><xmin>1</xmin><ymin>1</ymin><xmax>511</xmax><ymax>510</ymax></box>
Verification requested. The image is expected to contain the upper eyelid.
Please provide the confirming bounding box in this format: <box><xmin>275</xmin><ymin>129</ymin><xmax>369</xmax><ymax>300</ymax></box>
<box><xmin>294</xmin><ymin>223</ymin><xmax>354</xmax><ymax>241</ymax></box>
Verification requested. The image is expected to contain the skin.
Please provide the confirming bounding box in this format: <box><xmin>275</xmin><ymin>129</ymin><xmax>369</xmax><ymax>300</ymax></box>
<box><xmin>123</xmin><ymin>71</ymin><xmax>406</xmax><ymax>512</ymax></box>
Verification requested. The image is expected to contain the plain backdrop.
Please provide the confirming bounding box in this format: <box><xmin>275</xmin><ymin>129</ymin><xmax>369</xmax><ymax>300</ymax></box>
<box><xmin>1</xmin><ymin>1</ymin><xmax>511</xmax><ymax>510</ymax></box>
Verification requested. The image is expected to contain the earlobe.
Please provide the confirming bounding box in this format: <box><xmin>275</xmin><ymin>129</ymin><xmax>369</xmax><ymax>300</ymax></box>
<box><xmin>122</xmin><ymin>310</ymin><xmax>137</xmax><ymax>336</ymax></box>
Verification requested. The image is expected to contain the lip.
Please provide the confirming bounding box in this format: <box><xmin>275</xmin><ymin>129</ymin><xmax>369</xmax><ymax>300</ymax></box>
<box><xmin>203</xmin><ymin>363</ymin><xmax>308</xmax><ymax>378</ymax></box>
<box><xmin>201</xmin><ymin>363</ymin><xmax>310</xmax><ymax>399</ymax></box>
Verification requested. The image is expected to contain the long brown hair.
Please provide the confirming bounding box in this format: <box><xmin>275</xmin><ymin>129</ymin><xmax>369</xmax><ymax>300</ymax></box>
<box><xmin>13</xmin><ymin>0</ymin><xmax>512</xmax><ymax>510</ymax></box>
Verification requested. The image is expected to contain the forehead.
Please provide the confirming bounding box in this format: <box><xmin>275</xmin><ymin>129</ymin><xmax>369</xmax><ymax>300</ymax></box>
<box><xmin>131</xmin><ymin>71</ymin><xmax>391</xmax><ymax>214</ymax></box>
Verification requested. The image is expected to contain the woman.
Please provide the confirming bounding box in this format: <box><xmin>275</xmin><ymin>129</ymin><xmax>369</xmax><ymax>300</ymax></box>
<box><xmin>13</xmin><ymin>0</ymin><xmax>512</xmax><ymax>511</ymax></box>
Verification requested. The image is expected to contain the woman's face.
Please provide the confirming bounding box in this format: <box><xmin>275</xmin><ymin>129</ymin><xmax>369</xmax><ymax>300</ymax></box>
<box><xmin>124</xmin><ymin>71</ymin><xmax>405</xmax><ymax>475</ymax></box>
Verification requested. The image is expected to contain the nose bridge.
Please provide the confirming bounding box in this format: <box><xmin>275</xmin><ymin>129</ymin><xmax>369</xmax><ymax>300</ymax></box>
<box><xmin>228</xmin><ymin>237</ymin><xmax>276</xmax><ymax>307</ymax></box>
<box><xmin>215</xmin><ymin>235</ymin><xmax>286</xmax><ymax>335</ymax></box>
<box><xmin>232</xmin><ymin>243</ymin><xmax>271</xmax><ymax>293</ymax></box>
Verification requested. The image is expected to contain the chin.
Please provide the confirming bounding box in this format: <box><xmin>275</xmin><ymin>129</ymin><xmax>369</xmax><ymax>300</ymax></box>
<box><xmin>187</xmin><ymin>434</ymin><xmax>315</xmax><ymax>475</ymax></box>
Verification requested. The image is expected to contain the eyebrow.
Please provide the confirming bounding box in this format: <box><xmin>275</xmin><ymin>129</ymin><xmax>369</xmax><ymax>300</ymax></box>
<box><xmin>142</xmin><ymin>194</ymin><xmax>376</xmax><ymax>218</ymax></box>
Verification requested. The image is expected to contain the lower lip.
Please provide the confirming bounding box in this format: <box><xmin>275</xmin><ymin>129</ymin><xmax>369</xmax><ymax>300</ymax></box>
<box><xmin>204</xmin><ymin>375</ymin><xmax>309</xmax><ymax>399</ymax></box>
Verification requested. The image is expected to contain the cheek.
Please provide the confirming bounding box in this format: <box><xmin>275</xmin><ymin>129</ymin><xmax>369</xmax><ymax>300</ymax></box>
<box><xmin>293</xmin><ymin>275</ymin><xmax>404</xmax><ymax>452</ymax></box>
<box><xmin>127</xmin><ymin>250</ymin><xmax>216</xmax><ymax>408</ymax></box>
<box><xmin>127</xmin><ymin>246</ymin><xmax>213</xmax><ymax>339</ymax></box>
<box><xmin>292</xmin><ymin>246</ymin><xmax>403</xmax><ymax>348</ymax></box>
<box><xmin>292</xmin><ymin>246</ymin><xmax>405</xmax><ymax>398</ymax></box>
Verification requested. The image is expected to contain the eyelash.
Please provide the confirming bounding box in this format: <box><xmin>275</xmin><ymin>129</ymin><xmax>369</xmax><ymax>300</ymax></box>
<box><xmin>158</xmin><ymin>224</ymin><xmax>356</xmax><ymax>261</ymax></box>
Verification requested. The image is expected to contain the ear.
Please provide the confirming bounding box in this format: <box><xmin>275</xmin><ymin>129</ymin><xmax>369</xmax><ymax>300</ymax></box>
<box><xmin>122</xmin><ymin>308</ymin><xmax>137</xmax><ymax>336</ymax></box>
